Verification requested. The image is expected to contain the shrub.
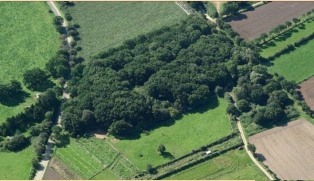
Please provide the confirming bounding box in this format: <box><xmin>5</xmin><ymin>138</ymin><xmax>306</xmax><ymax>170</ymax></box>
<box><xmin>65</xmin><ymin>12</ymin><xmax>72</xmax><ymax>21</ymax></box>
<box><xmin>204</xmin><ymin>2</ymin><xmax>218</xmax><ymax>18</ymax></box>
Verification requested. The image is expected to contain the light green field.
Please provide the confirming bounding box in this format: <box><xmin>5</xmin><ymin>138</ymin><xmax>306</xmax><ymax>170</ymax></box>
<box><xmin>67</xmin><ymin>1</ymin><xmax>187</xmax><ymax>60</ymax></box>
<box><xmin>261</xmin><ymin>19</ymin><xmax>314</xmax><ymax>58</ymax></box>
<box><xmin>263</xmin><ymin>38</ymin><xmax>314</xmax><ymax>83</ymax></box>
<box><xmin>0</xmin><ymin>2</ymin><xmax>59</xmax><ymax>124</ymax></box>
<box><xmin>55</xmin><ymin>138</ymin><xmax>119</xmax><ymax>179</ymax></box>
<box><xmin>91</xmin><ymin>169</ymin><xmax>119</xmax><ymax>180</ymax></box>
<box><xmin>108</xmin><ymin>97</ymin><xmax>232</xmax><ymax>169</ymax></box>
<box><xmin>0</xmin><ymin>146</ymin><xmax>35</xmax><ymax>180</ymax></box>
<box><xmin>163</xmin><ymin>149</ymin><xmax>267</xmax><ymax>180</ymax></box>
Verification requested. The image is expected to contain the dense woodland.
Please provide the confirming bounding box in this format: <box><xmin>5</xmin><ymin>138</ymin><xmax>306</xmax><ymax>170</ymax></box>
<box><xmin>62</xmin><ymin>16</ymin><xmax>265</xmax><ymax>137</ymax></box>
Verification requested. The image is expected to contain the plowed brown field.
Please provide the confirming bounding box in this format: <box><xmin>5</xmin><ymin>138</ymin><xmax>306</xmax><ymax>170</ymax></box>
<box><xmin>299</xmin><ymin>76</ymin><xmax>314</xmax><ymax>111</ymax></box>
<box><xmin>226</xmin><ymin>2</ymin><xmax>314</xmax><ymax>41</ymax></box>
<box><xmin>249</xmin><ymin>119</ymin><xmax>314</xmax><ymax>180</ymax></box>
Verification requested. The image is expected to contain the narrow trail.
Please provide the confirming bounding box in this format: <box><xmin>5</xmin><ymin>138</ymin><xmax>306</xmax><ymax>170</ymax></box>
<box><xmin>228</xmin><ymin>92</ymin><xmax>274</xmax><ymax>180</ymax></box>
<box><xmin>34</xmin><ymin>2</ymin><xmax>71</xmax><ymax>180</ymax></box>
<box><xmin>205</xmin><ymin>14</ymin><xmax>216</xmax><ymax>23</ymax></box>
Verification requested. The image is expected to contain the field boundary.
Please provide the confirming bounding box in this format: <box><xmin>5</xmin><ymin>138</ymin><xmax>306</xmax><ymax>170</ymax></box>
<box><xmin>175</xmin><ymin>1</ymin><xmax>195</xmax><ymax>15</ymax></box>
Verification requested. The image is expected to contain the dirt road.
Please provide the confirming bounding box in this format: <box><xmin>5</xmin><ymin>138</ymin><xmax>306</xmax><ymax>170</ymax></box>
<box><xmin>228</xmin><ymin>93</ymin><xmax>274</xmax><ymax>180</ymax></box>
<box><xmin>34</xmin><ymin>2</ymin><xmax>71</xmax><ymax>180</ymax></box>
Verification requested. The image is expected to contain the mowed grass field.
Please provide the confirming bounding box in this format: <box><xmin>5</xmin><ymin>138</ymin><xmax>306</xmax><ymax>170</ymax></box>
<box><xmin>261</xmin><ymin>19</ymin><xmax>314</xmax><ymax>58</ymax></box>
<box><xmin>263</xmin><ymin>38</ymin><xmax>314</xmax><ymax>83</ymax></box>
<box><xmin>0</xmin><ymin>2</ymin><xmax>59</xmax><ymax>124</ymax></box>
<box><xmin>0</xmin><ymin>146</ymin><xmax>35</xmax><ymax>180</ymax></box>
<box><xmin>67</xmin><ymin>1</ymin><xmax>187</xmax><ymax>60</ymax></box>
<box><xmin>108</xmin><ymin>97</ymin><xmax>232</xmax><ymax>169</ymax></box>
<box><xmin>163</xmin><ymin>149</ymin><xmax>267</xmax><ymax>180</ymax></box>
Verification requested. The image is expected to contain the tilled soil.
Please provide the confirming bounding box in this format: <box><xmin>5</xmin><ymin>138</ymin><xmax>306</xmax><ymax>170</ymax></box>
<box><xmin>226</xmin><ymin>2</ymin><xmax>314</xmax><ymax>41</ymax></box>
<box><xmin>249</xmin><ymin>119</ymin><xmax>314</xmax><ymax>180</ymax></box>
<box><xmin>299</xmin><ymin>76</ymin><xmax>314</xmax><ymax>110</ymax></box>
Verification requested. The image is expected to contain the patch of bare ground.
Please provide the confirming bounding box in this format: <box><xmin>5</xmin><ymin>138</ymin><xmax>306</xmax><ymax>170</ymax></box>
<box><xmin>43</xmin><ymin>157</ymin><xmax>81</xmax><ymax>180</ymax></box>
<box><xmin>249</xmin><ymin>119</ymin><xmax>314</xmax><ymax>180</ymax></box>
<box><xmin>299</xmin><ymin>76</ymin><xmax>314</xmax><ymax>111</ymax></box>
<box><xmin>87</xmin><ymin>129</ymin><xmax>108</xmax><ymax>139</ymax></box>
<box><xmin>111</xmin><ymin>138</ymin><xmax>120</xmax><ymax>143</ymax></box>
<box><xmin>226</xmin><ymin>2</ymin><xmax>314</xmax><ymax>41</ymax></box>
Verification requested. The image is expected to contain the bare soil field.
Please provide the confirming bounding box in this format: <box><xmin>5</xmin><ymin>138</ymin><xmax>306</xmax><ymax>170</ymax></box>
<box><xmin>43</xmin><ymin>157</ymin><xmax>80</xmax><ymax>180</ymax></box>
<box><xmin>299</xmin><ymin>76</ymin><xmax>314</xmax><ymax>111</ymax></box>
<box><xmin>226</xmin><ymin>2</ymin><xmax>314</xmax><ymax>41</ymax></box>
<box><xmin>249</xmin><ymin>119</ymin><xmax>314</xmax><ymax>180</ymax></box>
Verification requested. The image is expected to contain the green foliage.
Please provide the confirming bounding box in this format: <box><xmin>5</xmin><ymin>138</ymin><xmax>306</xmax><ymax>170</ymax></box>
<box><xmin>53</xmin><ymin>16</ymin><xmax>64</xmax><ymax>26</ymax></box>
<box><xmin>1</xmin><ymin>134</ymin><xmax>29</xmax><ymax>151</ymax></box>
<box><xmin>158</xmin><ymin>144</ymin><xmax>166</xmax><ymax>154</ymax></box>
<box><xmin>247</xmin><ymin>143</ymin><xmax>256</xmax><ymax>153</ymax></box>
<box><xmin>237</xmin><ymin>99</ymin><xmax>250</xmax><ymax>112</ymax></box>
<box><xmin>0</xmin><ymin>80</ymin><xmax>23</xmax><ymax>102</ymax></box>
<box><xmin>23</xmin><ymin>68</ymin><xmax>49</xmax><ymax>90</ymax></box>
<box><xmin>204</xmin><ymin>2</ymin><xmax>218</xmax><ymax>18</ymax></box>
<box><xmin>109</xmin><ymin>120</ymin><xmax>134</xmax><ymax>136</ymax></box>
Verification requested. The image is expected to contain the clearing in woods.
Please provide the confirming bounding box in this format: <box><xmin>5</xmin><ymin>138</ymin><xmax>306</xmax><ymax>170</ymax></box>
<box><xmin>107</xmin><ymin>97</ymin><xmax>232</xmax><ymax>170</ymax></box>
<box><xmin>162</xmin><ymin>149</ymin><xmax>267</xmax><ymax>180</ymax></box>
<box><xmin>226</xmin><ymin>1</ymin><xmax>314</xmax><ymax>41</ymax></box>
<box><xmin>249</xmin><ymin>119</ymin><xmax>314</xmax><ymax>180</ymax></box>
<box><xmin>66</xmin><ymin>1</ymin><xmax>187</xmax><ymax>61</ymax></box>
<box><xmin>0</xmin><ymin>2</ymin><xmax>59</xmax><ymax>124</ymax></box>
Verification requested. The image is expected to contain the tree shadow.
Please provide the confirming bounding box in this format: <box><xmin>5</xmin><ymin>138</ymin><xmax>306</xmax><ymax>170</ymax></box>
<box><xmin>30</xmin><ymin>79</ymin><xmax>56</xmax><ymax>92</ymax></box>
<box><xmin>0</xmin><ymin>91</ymin><xmax>31</xmax><ymax>107</ymax></box>
<box><xmin>256</xmin><ymin>153</ymin><xmax>266</xmax><ymax>162</ymax></box>
<box><xmin>161</xmin><ymin>151</ymin><xmax>175</xmax><ymax>160</ymax></box>
<box><xmin>225</xmin><ymin>14</ymin><xmax>248</xmax><ymax>22</ymax></box>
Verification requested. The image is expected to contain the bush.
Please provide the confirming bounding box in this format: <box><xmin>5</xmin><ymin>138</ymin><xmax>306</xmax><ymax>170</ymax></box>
<box><xmin>65</xmin><ymin>12</ymin><xmax>72</xmax><ymax>21</ymax></box>
<box><xmin>147</xmin><ymin>164</ymin><xmax>157</xmax><ymax>174</ymax></box>
<box><xmin>285</xmin><ymin>106</ymin><xmax>300</xmax><ymax>119</ymax></box>
<box><xmin>248</xmin><ymin>143</ymin><xmax>256</xmax><ymax>153</ymax></box>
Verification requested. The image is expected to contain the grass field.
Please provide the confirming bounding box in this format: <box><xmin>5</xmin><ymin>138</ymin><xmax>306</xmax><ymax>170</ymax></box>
<box><xmin>262</xmin><ymin>38</ymin><xmax>314</xmax><ymax>83</ymax></box>
<box><xmin>261</xmin><ymin>19</ymin><xmax>314</xmax><ymax>58</ymax></box>
<box><xmin>0</xmin><ymin>2</ymin><xmax>59</xmax><ymax>124</ymax></box>
<box><xmin>107</xmin><ymin>97</ymin><xmax>232</xmax><ymax>169</ymax></box>
<box><xmin>91</xmin><ymin>169</ymin><xmax>119</xmax><ymax>180</ymax></box>
<box><xmin>163</xmin><ymin>149</ymin><xmax>267</xmax><ymax>180</ymax></box>
<box><xmin>67</xmin><ymin>1</ymin><xmax>187</xmax><ymax>60</ymax></box>
<box><xmin>0</xmin><ymin>146</ymin><xmax>35</xmax><ymax>180</ymax></box>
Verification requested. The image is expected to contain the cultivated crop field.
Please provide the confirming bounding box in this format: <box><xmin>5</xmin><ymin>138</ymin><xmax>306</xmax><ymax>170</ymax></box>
<box><xmin>249</xmin><ymin>119</ymin><xmax>314</xmax><ymax>180</ymax></box>
<box><xmin>107</xmin><ymin>97</ymin><xmax>232</xmax><ymax>169</ymax></box>
<box><xmin>163</xmin><ymin>149</ymin><xmax>267</xmax><ymax>180</ymax></box>
<box><xmin>299</xmin><ymin>76</ymin><xmax>314</xmax><ymax>111</ymax></box>
<box><xmin>55</xmin><ymin>138</ymin><xmax>119</xmax><ymax>179</ymax></box>
<box><xmin>226</xmin><ymin>1</ymin><xmax>314</xmax><ymax>40</ymax></box>
<box><xmin>0</xmin><ymin>2</ymin><xmax>59</xmax><ymax>124</ymax></box>
<box><xmin>67</xmin><ymin>1</ymin><xmax>187</xmax><ymax>61</ymax></box>
<box><xmin>263</xmin><ymin>38</ymin><xmax>314</xmax><ymax>83</ymax></box>
<box><xmin>261</xmin><ymin>19</ymin><xmax>314</xmax><ymax>58</ymax></box>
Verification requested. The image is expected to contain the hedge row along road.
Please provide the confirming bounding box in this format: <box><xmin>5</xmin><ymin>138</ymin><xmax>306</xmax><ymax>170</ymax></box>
<box><xmin>34</xmin><ymin>2</ymin><xmax>71</xmax><ymax>180</ymax></box>
<box><xmin>228</xmin><ymin>93</ymin><xmax>274</xmax><ymax>180</ymax></box>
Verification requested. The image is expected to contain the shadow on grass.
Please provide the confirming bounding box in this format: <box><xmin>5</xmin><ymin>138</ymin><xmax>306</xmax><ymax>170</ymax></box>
<box><xmin>161</xmin><ymin>151</ymin><xmax>175</xmax><ymax>160</ymax></box>
<box><xmin>0</xmin><ymin>91</ymin><xmax>31</xmax><ymax>107</ymax></box>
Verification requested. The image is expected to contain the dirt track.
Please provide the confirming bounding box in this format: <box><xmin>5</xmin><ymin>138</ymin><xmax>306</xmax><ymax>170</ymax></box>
<box><xmin>249</xmin><ymin>119</ymin><xmax>314</xmax><ymax>180</ymax></box>
<box><xmin>299</xmin><ymin>76</ymin><xmax>314</xmax><ymax>111</ymax></box>
<box><xmin>226</xmin><ymin>2</ymin><xmax>314</xmax><ymax>40</ymax></box>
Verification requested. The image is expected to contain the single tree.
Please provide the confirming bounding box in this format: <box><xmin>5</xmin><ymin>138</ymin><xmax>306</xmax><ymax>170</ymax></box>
<box><xmin>23</xmin><ymin>68</ymin><xmax>48</xmax><ymax>90</ymax></box>
<box><xmin>158</xmin><ymin>144</ymin><xmax>166</xmax><ymax>154</ymax></box>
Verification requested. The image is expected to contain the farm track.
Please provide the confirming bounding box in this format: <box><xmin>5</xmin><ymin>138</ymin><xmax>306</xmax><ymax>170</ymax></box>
<box><xmin>228</xmin><ymin>93</ymin><xmax>274</xmax><ymax>180</ymax></box>
<box><xmin>34</xmin><ymin>2</ymin><xmax>71</xmax><ymax>180</ymax></box>
<box><xmin>226</xmin><ymin>1</ymin><xmax>314</xmax><ymax>40</ymax></box>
